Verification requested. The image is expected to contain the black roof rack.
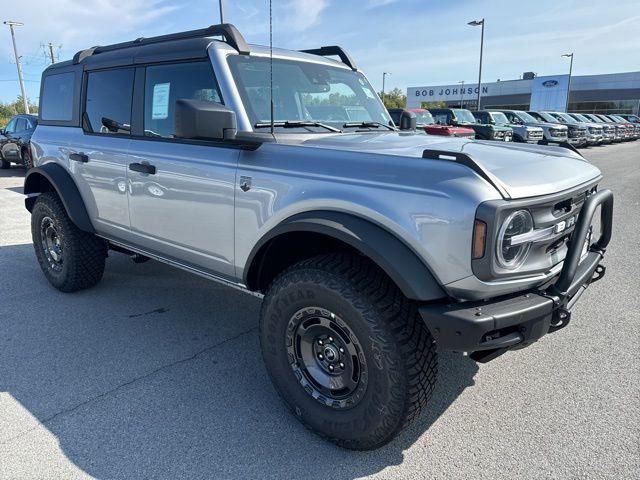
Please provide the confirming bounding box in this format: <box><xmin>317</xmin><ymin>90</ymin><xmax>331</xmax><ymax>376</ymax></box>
<box><xmin>300</xmin><ymin>46</ymin><xmax>357</xmax><ymax>71</ymax></box>
<box><xmin>72</xmin><ymin>23</ymin><xmax>249</xmax><ymax>64</ymax></box>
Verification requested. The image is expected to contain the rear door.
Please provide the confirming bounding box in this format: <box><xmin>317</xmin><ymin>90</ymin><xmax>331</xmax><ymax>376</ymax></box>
<box><xmin>125</xmin><ymin>61</ymin><xmax>238</xmax><ymax>279</ymax></box>
<box><xmin>70</xmin><ymin>67</ymin><xmax>134</xmax><ymax>238</ymax></box>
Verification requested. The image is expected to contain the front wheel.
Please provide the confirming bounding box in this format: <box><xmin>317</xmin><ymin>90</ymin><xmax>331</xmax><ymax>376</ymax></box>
<box><xmin>22</xmin><ymin>147</ymin><xmax>34</xmax><ymax>169</ymax></box>
<box><xmin>31</xmin><ymin>192</ymin><xmax>107</xmax><ymax>292</ymax></box>
<box><xmin>259</xmin><ymin>254</ymin><xmax>438</xmax><ymax>450</ymax></box>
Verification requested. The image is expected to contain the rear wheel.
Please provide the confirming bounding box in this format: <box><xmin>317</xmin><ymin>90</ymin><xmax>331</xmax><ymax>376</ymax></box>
<box><xmin>31</xmin><ymin>192</ymin><xmax>107</xmax><ymax>292</ymax></box>
<box><xmin>260</xmin><ymin>253</ymin><xmax>438</xmax><ymax>450</ymax></box>
<box><xmin>1</xmin><ymin>157</ymin><xmax>9</xmax><ymax>169</ymax></box>
<box><xmin>22</xmin><ymin>147</ymin><xmax>33</xmax><ymax>169</ymax></box>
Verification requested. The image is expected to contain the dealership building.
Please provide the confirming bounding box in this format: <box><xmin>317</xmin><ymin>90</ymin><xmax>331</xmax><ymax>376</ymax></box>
<box><xmin>407</xmin><ymin>71</ymin><xmax>640</xmax><ymax>114</ymax></box>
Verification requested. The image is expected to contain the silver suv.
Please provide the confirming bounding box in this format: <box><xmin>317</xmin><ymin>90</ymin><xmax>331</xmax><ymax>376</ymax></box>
<box><xmin>494</xmin><ymin>109</ymin><xmax>569</xmax><ymax>144</ymax></box>
<box><xmin>24</xmin><ymin>24</ymin><xmax>613</xmax><ymax>450</ymax></box>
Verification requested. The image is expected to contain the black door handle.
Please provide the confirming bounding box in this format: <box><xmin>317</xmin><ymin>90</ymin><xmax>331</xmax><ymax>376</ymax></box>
<box><xmin>69</xmin><ymin>153</ymin><xmax>89</xmax><ymax>163</ymax></box>
<box><xmin>129</xmin><ymin>162</ymin><xmax>156</xmax><ymax>175</ymax></box>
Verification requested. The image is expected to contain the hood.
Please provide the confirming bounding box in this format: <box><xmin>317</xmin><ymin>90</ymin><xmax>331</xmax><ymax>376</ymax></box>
<box><xmin>298</xmin><ymin>132</ymin><xmax>601</xmax><ymax>199</ymax></box>
<box><xmin>525</xmin><ymin>121</ymin><xmax>568</xmax><ymax>130</ymax></box>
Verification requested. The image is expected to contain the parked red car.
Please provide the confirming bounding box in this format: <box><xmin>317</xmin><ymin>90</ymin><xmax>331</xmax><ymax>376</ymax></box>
<box><xmin>388</xmin><ymin>108</ymin><xmax>475</xmax><ymax>138</ymax></box>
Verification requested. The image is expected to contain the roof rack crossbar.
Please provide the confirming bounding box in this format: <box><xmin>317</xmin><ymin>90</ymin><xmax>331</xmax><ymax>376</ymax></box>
<box><xmin>73</xmin><ymin>23</ymin><xmax>249</xmax><ymax>64</ymax></box>
<box><xmin>300</xmin><ymin>46</ymin><xmax>357</xmax><ymax>71</ymax></box>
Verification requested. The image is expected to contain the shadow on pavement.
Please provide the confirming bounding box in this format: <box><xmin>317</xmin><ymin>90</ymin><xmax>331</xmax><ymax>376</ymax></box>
<box><xmin>0</xmin><ymin>243</ymin><xmax>478</xmax><ymax>479</ymax></box>
<box><xmin>0</xmin><ymin>166</ymin><xmax>26</xmax><ymax>179</ymax></box>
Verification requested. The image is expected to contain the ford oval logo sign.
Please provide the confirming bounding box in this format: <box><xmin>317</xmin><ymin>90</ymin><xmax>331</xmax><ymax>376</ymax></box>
<box><xmin>543</xmin><ymin>80</ymin><xmax>559</xmax><ymax>87</ymax></box>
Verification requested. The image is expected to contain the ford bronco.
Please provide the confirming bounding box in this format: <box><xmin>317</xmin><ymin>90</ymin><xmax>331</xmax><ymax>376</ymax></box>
<box><xmin>428</xmin><ymin>108</ymin><xmax>514</xmax><ymax>142</ymax></box>
<box><xmin>24</xmin><ymin>24</ymin><xmax>613</xmax><ymax>450</ymax></box>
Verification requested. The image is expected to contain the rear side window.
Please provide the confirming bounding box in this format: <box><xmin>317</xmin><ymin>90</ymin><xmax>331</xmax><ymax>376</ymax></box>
<box><xmin>15</xmin><ymin>118</ymin><xmax>27</xmax><ymax>131</ymax></box>
<box><xmin>40</xmin><ymin>72</ymin><xmax>75</xmax><ymax>121</ymax></box>
<box><xmin>143</xmin><ymin>62</ymin><xmax>222</xmax><ymax>138</ymax></box>
<box><xmin>84</xmin><ymin>68</ymin><xmax>134</xmax><ymax>135</ymax></box>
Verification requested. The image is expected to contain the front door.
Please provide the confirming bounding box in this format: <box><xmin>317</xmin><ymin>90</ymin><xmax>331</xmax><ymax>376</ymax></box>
<box><xmin>126</xmin><ymin>61</ymin><xmax>237</xmax><ymax>279</ymax></box>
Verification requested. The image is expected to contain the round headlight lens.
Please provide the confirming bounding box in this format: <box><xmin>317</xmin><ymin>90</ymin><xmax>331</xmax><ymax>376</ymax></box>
<box><xmin>496</xmin><ymin>210</ymin><xmax>533</xmax><ymax>269</ymax></box>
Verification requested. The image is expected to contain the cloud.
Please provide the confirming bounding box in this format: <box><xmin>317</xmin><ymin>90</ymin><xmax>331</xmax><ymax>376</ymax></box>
<box><xmin>284</xmin><ymin>0</ymin><xmax>329</xmax><ymax>32</ymax></box>
<box><xmin>367</xmin><ymin>0</ymin><xmax>398</xmax><ymax>7</ymax></box>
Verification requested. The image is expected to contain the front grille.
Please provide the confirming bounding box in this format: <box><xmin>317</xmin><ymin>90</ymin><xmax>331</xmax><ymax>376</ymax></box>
<box><xmin>550</xmin><ymin>129</ymin><xmax>567</xmax><ymax>137</ymax></box>
<box><xmin>528</xmin><ymin>130</ymin><xmax>544</xmax><ymax>141</ymax></box>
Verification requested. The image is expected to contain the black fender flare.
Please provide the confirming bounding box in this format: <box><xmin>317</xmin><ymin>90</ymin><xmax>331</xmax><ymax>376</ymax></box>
<box><xmin>23</xmin><ymin>163</ymin><xmax>95</xmax><ymax>233</ymax></box>
<box><xmin>244</xmin><ymin>211</ymin><xmax>447</xmax><ymax>302</ymax></box>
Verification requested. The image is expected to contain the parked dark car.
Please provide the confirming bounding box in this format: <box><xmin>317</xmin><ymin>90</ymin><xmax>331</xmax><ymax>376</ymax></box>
<box><xmin>0</xmin><ymin>114</ymin><xmax>38</xmax><ymax>169</ymax></box>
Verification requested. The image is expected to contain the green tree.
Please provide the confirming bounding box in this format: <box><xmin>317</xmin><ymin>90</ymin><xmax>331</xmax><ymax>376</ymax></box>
<box><xmin>378</xmin><ymin>88</ymin><xmax>406</xmax><ymax>109</ymax></box>
<box><xmin>0</xmin><ymin>95</ymin><xmax>38</xmax><ymax>127</ymax></box>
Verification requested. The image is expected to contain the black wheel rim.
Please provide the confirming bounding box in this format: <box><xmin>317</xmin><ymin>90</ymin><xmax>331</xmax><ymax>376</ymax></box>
<box><xmin>40</xmin><ymin>216</ymin><xmax>64</xmax><ymax>272</ymax></box>
<box><xmin>286</xmin><ymin>307</ymin><xmax>368</xmax><ymax>409</ymax></box>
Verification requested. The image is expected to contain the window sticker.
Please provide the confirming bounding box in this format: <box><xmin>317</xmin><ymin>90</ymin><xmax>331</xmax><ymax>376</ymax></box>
<box><xmin>152</xmin><ymin>83</ymin><xmax>170</xmax><ymax>119</ymax></box>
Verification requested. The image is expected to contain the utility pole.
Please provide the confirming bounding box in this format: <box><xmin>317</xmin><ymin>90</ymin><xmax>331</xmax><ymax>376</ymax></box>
<box><xmin>382</xmin><ymin>72</ymin><xmax>391</xmax><ymax>106</ymax></box>
<box><xmin>468</xmin><ymin>18</ymin><xmax>485</xmax><ymax>111</ymax></box>
<box><xmin>562</xmin><ymin>53</ymin><xmax>574</xmax><ymax>112</ymax></box>
<box><xmin>47</xmin><ymin>42</ymin><xmax>56</xmax><ymax>64</ymax></box>
<box><xmin>4</xmin><ymin>20</ymin><xmax>29</xmax><ymax>114</ymax></box>
<box><xmin>218</xmin><ymin>0</ymin><xmax>225</xmax><ymax>23</ymax></box>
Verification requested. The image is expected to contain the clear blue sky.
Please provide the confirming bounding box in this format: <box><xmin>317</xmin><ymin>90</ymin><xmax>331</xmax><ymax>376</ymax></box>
<box><xmin>1</xmin><ymin>0</ymin><xmax>638</xmax><ymax>105</ymax></box>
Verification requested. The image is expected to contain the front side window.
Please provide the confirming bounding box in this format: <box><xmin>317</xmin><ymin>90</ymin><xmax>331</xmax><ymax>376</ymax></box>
<box><xmin>228</xmin><ymin>55</ymin><xmax>392</xmax><ymax>132</ymax></box>
<box><xmin>144</xmin><ymin>62</ymin><xmax>222</xmax><ymax>138</ymax></box>
<box><xmin>84</xmin><ymin>68</ymin><xmax>134</xmax><ymax>135</ymax></box>
<box><xmin>431</xmin><ymin>112</ymin><xmax>450</xmax><ymax>125</ymax></box>
<box><xmin>41</xmin><ymin>72</ymin><xmax>75</xmax><ymax>121</ymax></box>
<box><xmin>15</xmin><ymin>118</ymin><xmax>27</xmax><ymax>132</ymax></box>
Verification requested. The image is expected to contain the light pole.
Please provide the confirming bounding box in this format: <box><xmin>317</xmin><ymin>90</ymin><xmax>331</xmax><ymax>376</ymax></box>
<box><xmin>468</xmin><ymin>18</ymin><xmax>485</xmax><ymax>111</ymax></box>
<box><xmin>382</xmin><ymin>72</ymin><xmax>391</xmax><ymax>106</ymax></box>
<box><xmin>4</xmin><ymin>21</ymin><xmax>29</xmax><ymax>114</ymax></box>
<box><xmin>562</xmin><ymin>53</ymin><xmax>574</xmax><ymax>112</ymax></box>
<box><xmin>218</xmin><ymin>0</ymin><xmax>225</xmax><ymax>23</ymax></box>
<box><xmin>459</xmin><ymin>80</ymin><xmax>465</xmax><ymax>108</ymax></box>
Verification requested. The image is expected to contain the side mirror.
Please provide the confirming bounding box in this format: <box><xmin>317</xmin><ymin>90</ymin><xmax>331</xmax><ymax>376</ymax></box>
<box><xmin>398</xmin><ymin>110</ymin><xmax>417</xmax><ymax>131</ymax></box>
<box><xmin>175</xmin><ymin>99</ymin><xmax>236</xmax><ymax>140</ymax></box>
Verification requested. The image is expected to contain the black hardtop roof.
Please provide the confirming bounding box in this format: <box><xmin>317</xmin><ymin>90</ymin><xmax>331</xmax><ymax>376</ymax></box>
<box><xmin>42</xmin><ymin>23</ymin><xmax>356</xmax><ymax>74</ymax></box>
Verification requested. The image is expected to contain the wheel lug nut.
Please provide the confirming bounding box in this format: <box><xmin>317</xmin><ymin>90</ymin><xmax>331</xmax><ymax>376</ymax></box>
<box><xmin>318</xmin><ymin>354</ymin><xmax>323</xmax><ymax>360</ymax></box>
<box><xmin>339</xmin><ymin>362</ymin><xmax>345</xmax><ymax>369</ymax></box>
<box><xmin>318</xmin><ymin>339</ymin><xmax>323</xmax><ymax>345</ymax></box>
<box><xmin>328</xmin><ymin>365</ymin><xmax>334</xmax><ymax>371</ymax></box>
<box><xmin>329</xmin><ymin>336</ymin><xmax>333</xmax><ymax>342</ymax></box>
<box><xmin>339</xmin><ymin>347</ymin><xmax>344</xmax><ymax>353</ymax></box>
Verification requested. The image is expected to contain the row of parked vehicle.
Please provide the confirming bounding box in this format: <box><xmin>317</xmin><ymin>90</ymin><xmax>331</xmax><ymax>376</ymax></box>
<box><xmin>388</xmin><ymin>107</ymin><xmax>640</xmax><ymax>147</ymax></box>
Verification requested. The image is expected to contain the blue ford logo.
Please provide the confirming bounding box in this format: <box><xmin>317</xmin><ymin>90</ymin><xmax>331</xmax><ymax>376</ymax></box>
<box><xmin>543</xmin><ymin>80</ymin><xmax>558</xmax><ymax>87</ymax></box>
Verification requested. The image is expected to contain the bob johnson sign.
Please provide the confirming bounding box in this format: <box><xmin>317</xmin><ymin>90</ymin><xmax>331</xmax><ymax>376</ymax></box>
<box><xmin>410</xmin><ymin>85</ymin><xmax>489</xmax><ymax>101</ymax></box>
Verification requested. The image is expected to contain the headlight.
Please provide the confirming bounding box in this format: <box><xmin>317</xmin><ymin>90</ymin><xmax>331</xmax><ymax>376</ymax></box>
<box><xmin>496</xmin><ymin>210</ymin><xmax>533</xmax><ymax>269</ymax></box>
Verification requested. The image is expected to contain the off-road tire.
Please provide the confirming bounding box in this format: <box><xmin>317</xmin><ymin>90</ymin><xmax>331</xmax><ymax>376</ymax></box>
<box><xmin>31</xmin><ymin>192</ymin><xmax>106</xmax><ymax>292</ymax></box>
<box><xmin>260</xmin><ymin>253</ymin><xmax>438</xmax><ymax>450</ymax></box>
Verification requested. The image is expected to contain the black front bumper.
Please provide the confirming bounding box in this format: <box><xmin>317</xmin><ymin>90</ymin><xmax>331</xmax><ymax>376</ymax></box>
<box><xmin>419</xmin><ymin>189</ymin><xmax>614</xmax><ymax>362</ymax></box>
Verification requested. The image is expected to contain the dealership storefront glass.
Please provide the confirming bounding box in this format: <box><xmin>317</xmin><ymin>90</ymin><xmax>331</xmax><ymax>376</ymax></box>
<box><xmin>408</xmin><ymin>71</ymin><xmax>640</xmax><ymax>115</ymax></box>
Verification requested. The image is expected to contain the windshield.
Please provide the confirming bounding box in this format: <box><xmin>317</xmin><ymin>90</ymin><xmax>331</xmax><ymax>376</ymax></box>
<box><xmin>572</xmin><ymin>113</ymin><xmax>589</xmax><ymax>122</ymax></box>
<box><xmin>490</xmin><ymin>112</ymin><xmax>510</xmax><ymax>124</ymax></box>
<box><xmin>227</xmin><ymin>55</ymin><xmax>392</xmax><ymax>132</ymax></box>
<box><xmin>452</xmin><ymin>109</ymin><xmax>477</xmax><ymax>124</ymax></box>
<box><xmin>513</xmin><ymin>111</ymin><xmax>538</xmax><ymax>123</ymax></box>
<box><xmin>413</xmin><ymin>110</ymin><xmax>434</xmax><ymax>125</ymax></box>
<box><xmin>557</xmin><ymin>112</ymin><xmax>577</xmax><ymax>123</ymax></box>
<box><xmin>587</xmin><ymin>115</ymin><xmax>602</xmax><ymax>123</ymax></box>
<box><xmin>537</xmin><ymin>112</ymin><xmax>559</xmax><ymax>123</ymax></box>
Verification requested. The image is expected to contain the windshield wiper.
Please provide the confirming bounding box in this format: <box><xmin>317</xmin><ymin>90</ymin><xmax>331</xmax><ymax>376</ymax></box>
<box><xmin>342</xmin><ymin>121</ymin><xmax>396</xmax><ymax>131</ymax></box>
<box><xmin>254</xmin><ymin>121</ymin><xmax>341</xmax><ymax>133</ymax></box>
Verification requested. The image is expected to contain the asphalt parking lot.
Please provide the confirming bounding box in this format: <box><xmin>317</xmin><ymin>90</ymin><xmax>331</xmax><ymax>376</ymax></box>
<box><xmin>0</xmin><ymin>142</ymin><xmax>638</xmax><ymax>480</ymax></box>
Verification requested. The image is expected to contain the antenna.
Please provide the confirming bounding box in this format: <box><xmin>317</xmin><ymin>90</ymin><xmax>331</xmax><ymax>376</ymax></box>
<box><xmin>269</xmin><ymin>0</ymin><xmax>274</xmax><ymax>135</ymax></box>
